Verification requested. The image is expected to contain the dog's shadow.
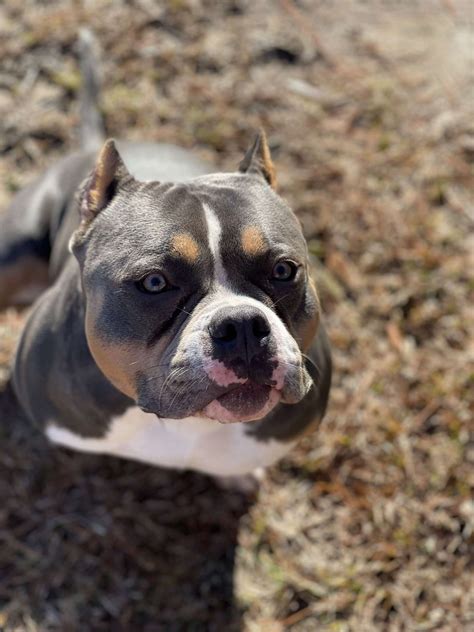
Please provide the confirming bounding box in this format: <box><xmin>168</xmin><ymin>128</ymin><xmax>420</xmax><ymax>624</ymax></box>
<box><xmin>0</xmin><ymin>383</ymin><xmax>250</xmax><ymax>631</ymax></box>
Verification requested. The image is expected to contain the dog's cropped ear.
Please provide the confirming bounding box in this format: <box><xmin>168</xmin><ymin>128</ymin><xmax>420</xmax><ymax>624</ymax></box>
<box><xmin>79</xmin><ymin>138</ymin><xmax>131</xmax><ymax>225</ymax></box>
<box><xmin>238</xmin><ymin>129</ymin><xmax>276</xmax><ymax>189</ymax></box>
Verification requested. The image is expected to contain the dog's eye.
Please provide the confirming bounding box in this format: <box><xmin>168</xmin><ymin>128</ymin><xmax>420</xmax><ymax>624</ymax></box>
<box><xmin>137</xmin><ymin>272</ymin><xmax>169</xmax><ymax>294</ymax></box>
<box><xmin>271</xmin><ymin>260</ymin><xmax>298</xmax><ymax>282</ymax></box>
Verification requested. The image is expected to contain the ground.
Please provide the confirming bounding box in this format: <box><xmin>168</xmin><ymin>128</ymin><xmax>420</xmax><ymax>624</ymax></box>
<box><xmin>0</xmin><ymin>1</ymin><xmax>473</xmax><ymax>630</ymax></box>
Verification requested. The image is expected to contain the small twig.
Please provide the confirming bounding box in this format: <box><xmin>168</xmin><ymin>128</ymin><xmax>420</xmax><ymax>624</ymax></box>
<box><xmin>280</xmin><ymin>604</ymin><xmax>315</xmax><ymax>626</ymax></box>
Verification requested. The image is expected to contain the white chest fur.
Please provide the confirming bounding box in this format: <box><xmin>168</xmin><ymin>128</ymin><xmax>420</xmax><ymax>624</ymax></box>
<box><xmin>45</xmin><ymin>407</ymin><xmax>294</xmax><ymax>477</ymax></box>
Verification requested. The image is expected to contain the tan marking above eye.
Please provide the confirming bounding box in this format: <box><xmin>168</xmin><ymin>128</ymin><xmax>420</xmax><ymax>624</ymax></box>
<box><xmin>171</xmin><ymin>233</ymin><xmax>200</xmax><ymax>263</ymax></box>
<box><xmin>241</xmin><ymin>226</ymin><xmax>266</xmax><ymax>256</ymax></box>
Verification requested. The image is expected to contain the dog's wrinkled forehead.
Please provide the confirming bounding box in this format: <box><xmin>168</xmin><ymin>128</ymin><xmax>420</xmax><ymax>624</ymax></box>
<box><xmin>83</xmin><ymin>173</ymin><xmax>307</xmax><ymax>280</ymax></box>
<box><xmin>187</xmin><ymin>173</ymin><xmax>307</xmax><ymax>256</ymax></box>
<box><xmin>83</xmin><ymin>181</ymin><xmax>208</xmax><ymax>276</ymax></box>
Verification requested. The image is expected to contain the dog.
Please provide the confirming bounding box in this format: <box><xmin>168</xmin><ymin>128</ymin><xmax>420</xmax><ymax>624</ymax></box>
<box><xmin>0</xmin><ymin>32</ymin><xmax>331</xmax><ymax>480</ymax></box>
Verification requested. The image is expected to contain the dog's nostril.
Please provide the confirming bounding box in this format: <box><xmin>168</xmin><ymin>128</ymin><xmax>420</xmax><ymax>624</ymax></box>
<box><xmin>252</xmin><ymin>315</ymin><xmax>271</xmax><ymax>340</ymax></box>
<box><xmin>221</xmin><ymin>322</ymin><xmax>238</xmax><ymax>342</ymax></box>
<box><xmin>209</xmin><ymin>310</ymin><xmax>271</xmax><ymax>347</ymax></box>
<box><xmin>209</xmin><ymin>320</ymin><xmax>238</xmax><ymax>343</ymax></box>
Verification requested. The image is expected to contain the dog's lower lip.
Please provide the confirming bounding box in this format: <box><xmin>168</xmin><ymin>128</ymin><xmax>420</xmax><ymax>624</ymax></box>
<box><xmin>201</xmin><ymin>382</ymin><xmax>282</xmax><ymax>423</ymax></box>
<box><xmin>140</xmin><ymin>381</ymin><xmax>283</xmax><ymax>420</ymax></box>
<box><xmin>217</xmin><ymin>382</ymin><xmax>271</xmax><ymax>408</ymax></box>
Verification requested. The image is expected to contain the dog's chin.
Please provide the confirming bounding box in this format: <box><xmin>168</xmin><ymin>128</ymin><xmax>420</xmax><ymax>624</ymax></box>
<box><xmin>200</xmin><ymin>383</ymin><xmax>282</xmax><ymax>424</ymax></box>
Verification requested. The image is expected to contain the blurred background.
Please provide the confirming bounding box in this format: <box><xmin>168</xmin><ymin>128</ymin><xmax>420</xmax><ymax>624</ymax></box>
<box><xmin>0</xmin><ymin>1</ymin><xmax>472</xmax><ymax>630</ymax></box>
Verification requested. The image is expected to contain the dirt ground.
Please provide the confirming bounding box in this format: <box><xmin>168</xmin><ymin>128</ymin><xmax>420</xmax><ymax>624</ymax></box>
<box><xmin>0</xmin><ymin>1</ymin><xmax>473</xmax><ymax>630</ymax></box>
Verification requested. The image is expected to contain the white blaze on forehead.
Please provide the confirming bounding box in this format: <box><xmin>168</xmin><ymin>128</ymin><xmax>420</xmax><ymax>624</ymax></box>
<box><xmin>198</xmin><ymin>203</ymin><xmax>303</xmax><ymax>392</ymax></box>
<box><xmin>202</xmin><ymin>202</ymin><xmax>229</xmax><ymax>287</ymax></box>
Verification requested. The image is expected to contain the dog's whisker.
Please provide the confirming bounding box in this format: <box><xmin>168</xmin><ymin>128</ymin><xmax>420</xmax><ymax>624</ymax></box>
<box><xmin>301</xmin><ymin>353</ymin><xmax>321</xmax><ymax>379</ymax></box>
<box><xmin>176</xmin><ymin>306</ymin><xmax>192</xmax><ymax>317</ymax></box>
<box><xmin>167</xmin><ymin>374</ymin><xmax>207</xmax><ymax>411</ymax></box>
<box><xmin>269</xmin><ymin>293</ymin><xmax>291</xmax><ymax>309</ymax></box>
<box><xmin>158</xmin><ymin>366</ymin><xmax>194</xmax><ymax>409</ymax></box>
<box><xmin>143</xmin><ymin>361</ymin><xmax>182</xmax><ymax>374</ymax></box>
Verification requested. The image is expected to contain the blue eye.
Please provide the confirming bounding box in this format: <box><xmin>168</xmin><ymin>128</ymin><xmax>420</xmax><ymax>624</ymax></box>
<box><xmin>138</xmin><ymin>272</ymin><xmax>169</xmax><ymax>294</ymax></box>
<box><xmin>271</xmin><ymin>260</ymin><xmax>298</xmax><ymax>282</ymax></box>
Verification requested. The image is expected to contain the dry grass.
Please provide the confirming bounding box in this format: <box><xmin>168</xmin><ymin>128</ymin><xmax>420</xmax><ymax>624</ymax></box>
<box><xmin>0</xmin><ymin>1</ymin><xmax>473</xmax><ymax>630</ymax></box>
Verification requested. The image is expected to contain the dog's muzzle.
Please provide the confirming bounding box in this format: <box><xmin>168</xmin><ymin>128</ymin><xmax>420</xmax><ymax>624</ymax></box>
<box><xmin>201</xmin><ymin>305</ymin><xmax>280</xmax><ymax>421</ymax></box>
<box><xmin>138</xmin><ymin>298</ymin><xmax>313</xmax><ymax>423</ymax></box>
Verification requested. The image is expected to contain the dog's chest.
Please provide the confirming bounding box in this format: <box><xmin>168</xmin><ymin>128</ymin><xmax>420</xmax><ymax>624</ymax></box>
<box><xmin>45</xmin><ymin>407</ymin><xmax>292</xmax><ymax>476</ymax></box>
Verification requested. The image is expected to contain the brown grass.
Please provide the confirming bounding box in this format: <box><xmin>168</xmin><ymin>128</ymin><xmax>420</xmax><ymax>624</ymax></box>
<box><xmin>0</xmin><ymin>1</ymin><xmax>473</xmax><ymax>630</ymax></box>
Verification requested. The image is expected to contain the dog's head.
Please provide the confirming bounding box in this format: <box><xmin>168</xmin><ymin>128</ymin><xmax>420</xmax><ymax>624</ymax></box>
<box><xmin>70</xmin><ymin>134</ymin><xmax>320</xmax><ymax>423</ymax></box>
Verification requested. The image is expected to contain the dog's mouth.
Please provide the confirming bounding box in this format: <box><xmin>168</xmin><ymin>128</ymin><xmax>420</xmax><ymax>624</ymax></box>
<box><xmin>200</xmin><ymin>382</ymin><xmax>282</xmax><ymax>424</ymax></box>
<box><xmin>139</xmin><ymin>355</ymin><xmax>312</xmax><ymax>422</ymax></box>
<box><xmin>140</xmin><ymin>379</ymin><xmax>283</xmax><ymax>423</ymax></box>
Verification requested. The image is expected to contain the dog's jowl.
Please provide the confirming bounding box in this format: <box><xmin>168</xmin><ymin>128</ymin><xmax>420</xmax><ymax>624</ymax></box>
<box><xmin>1</xmin><ymin>38</ymin><xmax>331</xmax><ymax>479</ymax></box>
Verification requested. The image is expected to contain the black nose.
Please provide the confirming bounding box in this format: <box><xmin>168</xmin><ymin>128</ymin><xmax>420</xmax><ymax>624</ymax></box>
<box><xmin>208</xmin><ymin>306</ymin><xmax>271</xmax><ymax>360</ymax></box>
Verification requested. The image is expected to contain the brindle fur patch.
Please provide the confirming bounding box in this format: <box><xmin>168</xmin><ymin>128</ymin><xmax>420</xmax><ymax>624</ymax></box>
<box><xmin>171</xmin><ymin>232</ymin><xmax>200</xmax><ymax>263</ymax></box>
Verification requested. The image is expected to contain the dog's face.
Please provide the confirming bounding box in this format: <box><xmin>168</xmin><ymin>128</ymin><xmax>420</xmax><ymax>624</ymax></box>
<box><xmin>71</xmin><ymin>136</ymin><xmax>320</xmax><ymax>423</ymax></box>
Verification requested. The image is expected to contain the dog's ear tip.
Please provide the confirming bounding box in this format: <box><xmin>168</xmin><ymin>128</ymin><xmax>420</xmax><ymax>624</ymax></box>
<box><xmin>98</xmin><ymin>138</ymin><xmax>123</xmax><ymax>163</ymax></box>
<box><xmin>102</xmin><ymin>137</ymin><xmax>118</xmax><ymax>151</ymax></box>
<box><xmin>96</xmin><ymin>138</ymin><xmax>129</xmax><ymax>177</ymax></box>
<box><xmin>238</xmin><ymin>128</ymin><xmax>277</xmax><ymax>189</ymax></box>
<box><xmin>78</xmin><ymin>139</ymin><xmax>130</xmax><ymax>228</ymax></box>
<box><xmin>256</xmin><ymin>126</ymin><xmax>267</xmax><ymax>141</ymax></box>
